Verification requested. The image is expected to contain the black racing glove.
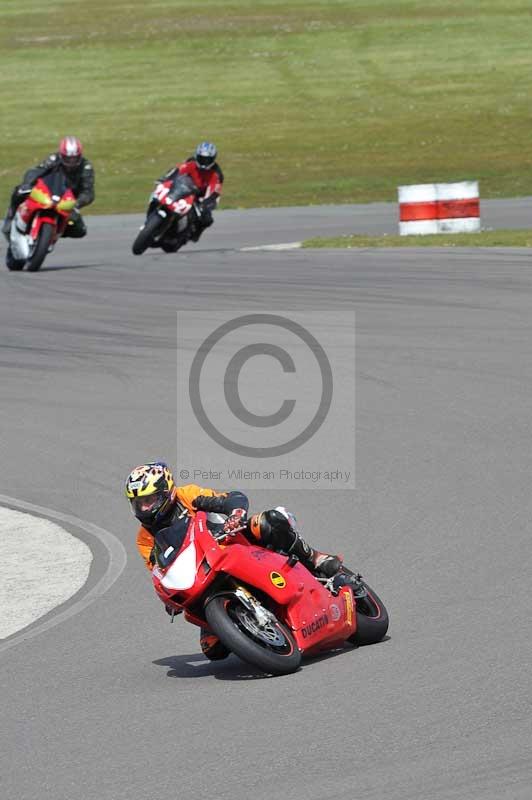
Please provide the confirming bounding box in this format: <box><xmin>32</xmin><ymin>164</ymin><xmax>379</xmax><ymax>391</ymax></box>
<box><xmin>202</xmin><ymin>195</ymin><xmax>218</xmax><ymax>213</ymax></box>
<box><xmin>17</xmin><ymin>184</ymin><xmax>33</xmax><ymax>196</ymax></box>
<box><xmin>193</xmin><ymin>491</ymin><xmax>249</xmax><ymax>517</ymax></box>
<box><xmin>193</xmin><ymin>494</ymin><xmax>225</xmax><ymax>512</ymax></box>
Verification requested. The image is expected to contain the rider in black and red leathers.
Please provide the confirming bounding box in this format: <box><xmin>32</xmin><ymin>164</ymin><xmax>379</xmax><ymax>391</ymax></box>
<box><xmin>2</xmin><ymin>136</ymin><xmax>95</xmax><ymax>240</ymax></box>
<box><xmin>154</xmin><ymin>141</ymin><xmax>223</xmax><ymax>250</ymax></box>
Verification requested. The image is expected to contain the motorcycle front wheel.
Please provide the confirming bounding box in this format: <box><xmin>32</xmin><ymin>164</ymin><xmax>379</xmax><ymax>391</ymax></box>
<box><xmin>205</xmin><ymin>593</ymin><xmax>301</xmax><ymax>675</ymax></box>
<box><xmin>27</xmin><ymin>222</ymin><xmax>54</xmax><ymax>272</ymax></box>
<box><xmin>132</xmin><ymin>212</ymin><xmax>165</xmax><ymax>255</ymax></box>
<box><xmin>6</xmin><ymin>246</ymin><xmax>25</xmax><ymax>271</ymax></box>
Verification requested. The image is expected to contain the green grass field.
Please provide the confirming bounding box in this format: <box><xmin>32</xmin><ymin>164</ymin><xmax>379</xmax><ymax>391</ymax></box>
<box><xmin>303</xmin><ymin>229</ymin><xmax>532</xmax><ymax>248</ymax></box>
<box><xmin>1</xmin><ymin>1</ymin><xmax>531</xmax><ymax>213</ymax></box>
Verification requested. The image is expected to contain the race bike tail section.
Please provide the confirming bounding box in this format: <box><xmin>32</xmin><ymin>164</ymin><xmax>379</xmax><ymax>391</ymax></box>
<box><xmin>132</xmin><ymin>173</ymin><xmax>201</xmax><ymax>255</ymax></box>
<box><xmin>7</xmin><ymin>173</ymin><xmax>76</xmax><ymax>272</ymax></box>
<box><xmin>151</xmin><ymin>511</ymin><xmax>389</xmax><ymax>676</ymax></box>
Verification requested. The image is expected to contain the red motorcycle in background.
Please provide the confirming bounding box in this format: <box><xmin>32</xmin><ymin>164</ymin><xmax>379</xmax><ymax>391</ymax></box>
<box><xmin>7</xmin><ymin>172</ymin><xmax>77</xmax><ymax>272</ymax></box>
<box><xmin>132</xmin><ymin>173</ymin><xmax>202</xmax><ymax>255</ymax></box>
<box><xmin>151</xmin><ymin>511</ymin><xmax>389</xmax><ymax>675</ymax></box>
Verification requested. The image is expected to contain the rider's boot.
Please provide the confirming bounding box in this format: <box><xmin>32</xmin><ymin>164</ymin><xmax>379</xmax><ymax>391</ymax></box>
<box><xmin>289</xmin><ymin>534</ymin><xmax>343</xmax><ymax>578</ymax></box>
<box><xmin>331</xmin><ymin>567</ymin><xmax>366</xmax><ymax>597</ymax></box>
<box><xmin>199</xmin><ymin>627</ymin><xmax>230</xmax><ymax>661</ymax></box>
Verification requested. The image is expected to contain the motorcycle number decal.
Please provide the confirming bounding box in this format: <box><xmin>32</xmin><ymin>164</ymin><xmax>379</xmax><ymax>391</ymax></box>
<box><xmin>172</xmin><ymin>198</ymin><xmax>190</xmax><ymax>214</ymax></box>
<box><xmin>343</xmin><ymin>592</ymin><xmax>354</xmax><ymax>626</ymax></box>
<box><xmin>270</xmin><ymin>571</ymin><xmax>286</xmax><ymax>589</ymax></box>
<box><xmin>154</xmin><ymin>184</ymin><xmax>170</xmax><ymax>201</ymax></box>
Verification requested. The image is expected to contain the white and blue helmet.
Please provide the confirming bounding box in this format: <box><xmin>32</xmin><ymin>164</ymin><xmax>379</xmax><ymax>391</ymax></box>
<box><xmin>194</xmin><ymin>141</ymin><xmax>217</xmax><ymax>170</ymax></box>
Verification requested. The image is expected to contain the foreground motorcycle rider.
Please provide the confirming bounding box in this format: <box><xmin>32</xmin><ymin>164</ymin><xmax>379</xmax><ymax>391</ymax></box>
<box><xmin>126</xmin><ymin>462</ymin><xmax>342</xmax><ymax>661</ymax></box>
<box><xmin>2</xmin><ymin>136</ymin><xmax>95</xmax><ymax>243</ymax></box>
<box><xmin>149</xmin><ymin>141</ymin><xmax>223</xmax><ymax>251</ymax></box>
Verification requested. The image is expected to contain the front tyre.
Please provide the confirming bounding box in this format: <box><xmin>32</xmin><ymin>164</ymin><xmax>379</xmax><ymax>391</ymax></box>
<box><xmin>132</xmin><ymin>212</ymin><xmax>165</xmax><ymax>255</ymax></box>
<box><xmin>348</xmin><ymin>581</ymin><xmax>389</xmax><ymax>646</ymax></box>
<box><xmin>6</xmin><ymin>246</ymin><xmax>25</xmax><ymax>271</ymax></box>
<box><xmin>205</xmin><ymin>594</ymin><xmax>301</xmax><ymax>675</ymax></box>
<box><xmin>27</xmin><ymin>222</ymin><xmax>54</xmax><ymax>272</ymax></box>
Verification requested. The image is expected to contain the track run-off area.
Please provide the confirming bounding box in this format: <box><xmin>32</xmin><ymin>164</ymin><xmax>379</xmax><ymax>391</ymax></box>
<box><xmin>1</xmin><ymin>202</ymin><xmax>531</xmax><ymax>800</ymax></box>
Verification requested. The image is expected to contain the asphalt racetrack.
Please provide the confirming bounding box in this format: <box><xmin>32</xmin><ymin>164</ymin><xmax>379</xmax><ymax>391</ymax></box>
<box><xmin>1</xmin><ymin>202</ymin><xmax>531</xmax><ymax>800</ymax></box>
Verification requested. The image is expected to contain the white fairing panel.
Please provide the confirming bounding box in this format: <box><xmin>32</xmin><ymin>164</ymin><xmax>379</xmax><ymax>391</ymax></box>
<box><xmin>161</xmin><ymin>541</ymin><xmax>197</xmax><ymax>590</ymax></box>
<box><xmin>10</xmin><ymin>216</ymin><xmax>30</xmax><ymax>260</ymax></box>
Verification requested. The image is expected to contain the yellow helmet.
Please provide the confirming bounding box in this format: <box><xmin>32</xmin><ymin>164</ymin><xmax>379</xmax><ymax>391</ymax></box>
<box><xmin>125</xmin><ymin>462</ymin><xmax>176</xmax><ymax>526</ymax></box>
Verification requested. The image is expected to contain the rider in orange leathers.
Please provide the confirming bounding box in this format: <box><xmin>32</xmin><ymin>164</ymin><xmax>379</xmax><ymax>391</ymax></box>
<box><xmin>126</xmin><ymin>462</ymin><xmax>341</xmax><ymax>661</ymax></box>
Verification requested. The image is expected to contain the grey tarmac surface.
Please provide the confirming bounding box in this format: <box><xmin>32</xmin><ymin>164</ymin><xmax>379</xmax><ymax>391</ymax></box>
<box><xmin>1</xmin><ymin>203</ymin><xmax>531</xmax><ymax>800</ymax></box>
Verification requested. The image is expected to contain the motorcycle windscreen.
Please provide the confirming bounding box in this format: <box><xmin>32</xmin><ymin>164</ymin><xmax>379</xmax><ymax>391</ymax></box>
<box><xmin>169</xmin><ymin>174</ymin><xmax>198</xmax><ymax>200</ymax></box>
<box><xmin>40</xmin><ymin>170</ymin><xmax>69</xmax><ymax>199</ymax></box>
<box><xmin>160</xmin><ymin>539</ymin><xmax>198</xmax><ymax>590</ymax></box>
<box><xmin>153</xmin><ymin>515</ymin><xmax>189</xmax><ymax>552</ymax></box>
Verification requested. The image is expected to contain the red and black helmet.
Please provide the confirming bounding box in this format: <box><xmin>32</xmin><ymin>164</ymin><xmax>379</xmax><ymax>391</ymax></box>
<box><xmin>59</xmin><ymin>136</ymin><xmax>83</xmax><ymax>170</ymax></box>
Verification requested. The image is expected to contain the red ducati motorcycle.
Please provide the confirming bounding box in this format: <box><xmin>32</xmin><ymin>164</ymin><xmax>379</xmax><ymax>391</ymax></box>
<box><xmin>7</xmin><ymin>172</ymin><xmax>77</xmax><ymax>272</ymax></box>
<box><xmin>151</xmin><ymin>511</ymin><xmax>389</xmax><ymax>675</ymax></box>
<box><xmin>132</xmin><ymin>173</ymin><xmax>201</xmax><ymax>255</ymax></box>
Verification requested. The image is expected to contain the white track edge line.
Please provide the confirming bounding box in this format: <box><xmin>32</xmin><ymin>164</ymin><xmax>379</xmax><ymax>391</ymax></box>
<box><xmin>240</xmin><ymin>242</ymin><xmax>302</xmax><ymax>251</ymax></box>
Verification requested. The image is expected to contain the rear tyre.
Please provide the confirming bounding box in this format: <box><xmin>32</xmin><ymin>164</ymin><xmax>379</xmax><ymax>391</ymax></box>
<box><xmin>132</xmin><ymin>213</ymin><xmax>165</xmax><ymax>255</ymax></box>
<box><xmin>27</xmin><ymin>222</ymin><xmax>54</xmax><ymax>271</ymax></box>
<box><xmin>205</xmin><ymin>593</ymin><xmax>301</xmax><ymax>675</ymax></box>
<box><xmin>348</xmin><ymin>581</ymin><xmax>389</xmax><ymax>646</ymax></box>
<box><xmin>6</xmin><ymin>246</ymin><xmax>25</xmax><ymax>271</ymax></box>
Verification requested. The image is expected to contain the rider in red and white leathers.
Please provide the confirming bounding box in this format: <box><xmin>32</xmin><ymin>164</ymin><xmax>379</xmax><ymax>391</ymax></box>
<box><xmin>158</xmin><ymin>141</ymin><xmax>223</xmax><ymax>246</ymax></box>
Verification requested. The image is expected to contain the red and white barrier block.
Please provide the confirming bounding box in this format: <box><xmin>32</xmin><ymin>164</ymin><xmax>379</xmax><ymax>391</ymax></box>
<box><xmin>398</xmin><ymin>181</ymin><xmax>480</xmax><ymax>235</ymax></box>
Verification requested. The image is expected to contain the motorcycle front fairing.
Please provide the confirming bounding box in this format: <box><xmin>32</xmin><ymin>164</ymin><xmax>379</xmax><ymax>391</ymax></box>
<box><xmin>10</xmin><ymin>174</ymin><xmax>76</xmax><ymax>259</ymax></box>
<box><xmin>151</xmin><ymin>516</ymin><xmax>217</xmax><ymax>610</ymax></box>
<box><xmin>151</xmin><ymin>173</ymin><xmax>199</xmax><ymax>218</ymax></box>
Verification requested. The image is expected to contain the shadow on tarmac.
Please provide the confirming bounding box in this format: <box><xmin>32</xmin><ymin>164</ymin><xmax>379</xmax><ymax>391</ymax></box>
<box><xmin>38</xmin><ymin>262</ymin><xmax>103</xmax><ymax>272</ymax></box>
<box><xmin>153</xmin><ymin>653</ymin><xmax>276</xmax><ymax>681</ymax></box>
<box><xmin>153</xmin><ymin>636</ymin><xmax>390</xmax><ymax>682</ymax></box>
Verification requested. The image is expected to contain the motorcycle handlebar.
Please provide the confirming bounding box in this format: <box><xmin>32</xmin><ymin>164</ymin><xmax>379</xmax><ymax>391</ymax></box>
<box><xmin>214</xmin><ymin>524</ymin><xmax>248</xmax><ymax>542</ymax></box>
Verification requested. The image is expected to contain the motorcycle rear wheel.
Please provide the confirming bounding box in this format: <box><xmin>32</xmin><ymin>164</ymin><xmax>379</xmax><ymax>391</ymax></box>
<box><xmin>205</xmin><ymin>593</ymin><xmax>301</xmax><ymax>675</ymax></box>
<box><xmin>27</xmin><ymin>222</ymin><xmax>54</xmax><ymax>272</ymax></box>
<box><xmin>132</xmin><ymin>212</ymin><xmax>165</xmax><ymax>255</ymax></box>
<box><xmin>348</xmin><ymin>581</ymin><xmax>389</xmax><ymax>646</ymax></box>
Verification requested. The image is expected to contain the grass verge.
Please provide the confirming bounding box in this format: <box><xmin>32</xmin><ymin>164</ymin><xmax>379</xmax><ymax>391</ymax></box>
<box><xmin>1</xmin><ymin>1</ymin><xmax>532</xmax><ymax>213</ymax></box>
<box><xmin>303</xmin><ymin>230</ymin><xmax>532</xmax><ymax>248</ymax></box>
